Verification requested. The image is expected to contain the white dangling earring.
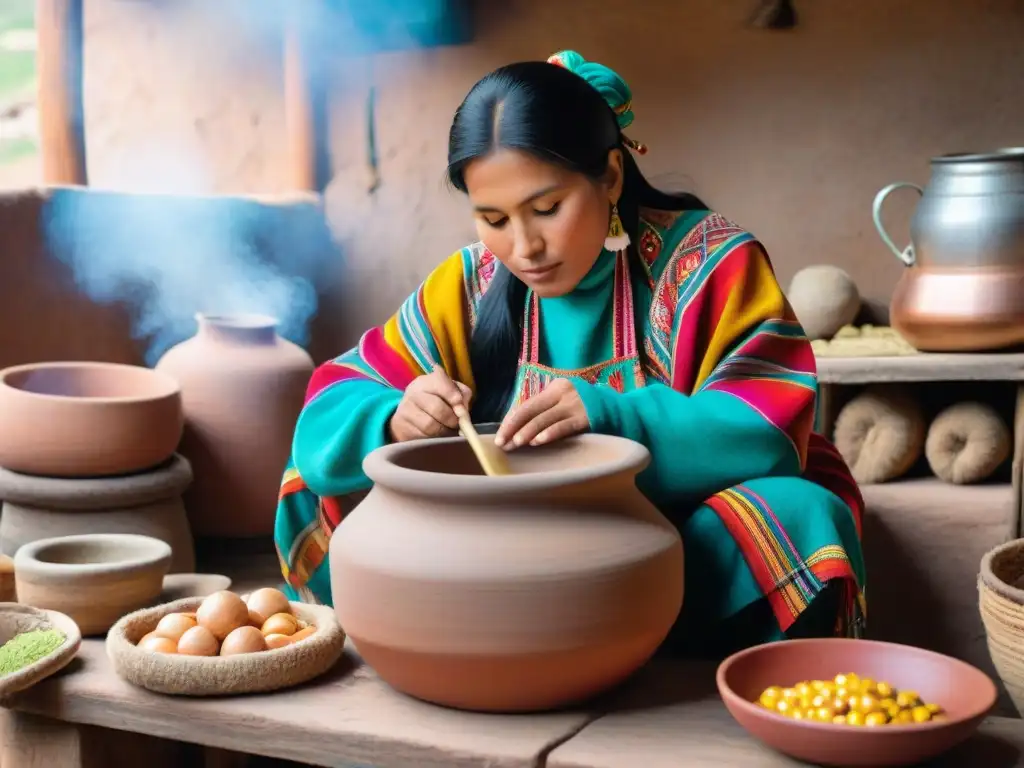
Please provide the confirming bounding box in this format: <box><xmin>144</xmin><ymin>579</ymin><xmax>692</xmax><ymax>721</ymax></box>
<box><xmin>604</xmin><ymin>204</ymin><xmax>631</xmax><ymax>251</ymax></box>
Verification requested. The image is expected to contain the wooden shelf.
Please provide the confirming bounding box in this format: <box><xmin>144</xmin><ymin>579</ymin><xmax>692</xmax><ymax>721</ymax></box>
<box><xmin>859</xmin><ymin>475</ymin><xmax>1013</xmax><ymax>500</ymax></box>
<box><xmin>816</xmin><ymin>353</ymin><xmax>1024</xmax><ymax>384</ymax></box>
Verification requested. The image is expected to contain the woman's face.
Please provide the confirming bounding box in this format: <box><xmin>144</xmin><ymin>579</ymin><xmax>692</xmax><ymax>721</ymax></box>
<box><xmin>463</xmin><ymin>148</ymin><xmax>624</xmax><ymax>298</ymax></box>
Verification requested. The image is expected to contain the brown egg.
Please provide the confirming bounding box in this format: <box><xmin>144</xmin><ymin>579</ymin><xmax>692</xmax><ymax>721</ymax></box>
<box><xmin>177</xmin><ymin>625</ymin><xmax>220</xmax><ymax>657</ymax></box>
<box><xmin>139</xmin><ymin>634</ymin><xmax>178</xmax><ymax>654</ymax></box>
<box><xmin>264</xmin><ymin>633</ymin><xmax>292</xmax><ymax>650</ymax></box>
<box><xmin>261</xmin><ymin>612</ymin><xmax>298</xmax><ymax>637</ymax></box>
<box><xmin>138</xmin><ymin>631</ymin><xmax>163</xmax><ymax>646</ymax></box>
<box><xmin>246</xmin><ymin>588</ymin><xmax>292</xmax><ymax>626</ymax></box>
<box><xmin>290</xmin><ymin>626</ymin><xmax>316</xmax><ymax>644</ymax></box>
<box><xmin>220</xmin><ymin>625</ymin><xmax>268</xmax><ymax>656</ymax></box>
<box><xmin>196</xmin><ymin>591</ymin><xmax>250</xmax><ymax>641</ymax></box>
<box><xmin>153</xmin><ymin>612</ymin><xmax>198</xmax><ymax>643</ymax></box>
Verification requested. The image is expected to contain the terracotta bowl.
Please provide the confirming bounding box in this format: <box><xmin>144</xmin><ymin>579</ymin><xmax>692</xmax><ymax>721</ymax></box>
<box><xmin>14</xmin><ymin>533</ymin><xmax>173</xmax><ymax>636</ymax></box>
<box><xmin>0</xmin><ymin>361</ymin><xmax>183</xmax><ymax>477</ymax></box>
<box><xmin>0</xmin><ymin>604</ymin><xmax>81</xmax><ymax>697</ymax></box>
<box><xmin>717</xmin><ymin>638</ymin><xmax>996</xmax><ymax>767</ymax></box>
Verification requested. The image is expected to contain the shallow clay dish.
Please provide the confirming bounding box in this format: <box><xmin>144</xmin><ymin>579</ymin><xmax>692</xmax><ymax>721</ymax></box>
<box><xmin>0</xmin><ymin>603</ymin><xmax>81</xmax><ymax>698</ymax></box>
<box><xmin>717</xmin><ymin>638</ymin><xmax>997</xmax><ymax>767</ymax></box>
<box><xmin>0</xmin><ymin>361</ymin><xmax>183</xmax><ymax>477</ymax></box>
<box><xmin>14</xmin><ymin>533</ymin><xmax>172</xmax><ymax>636</ymax></box>
<box><xmin>106</xmin><ymin>596</ymin><xmax>346</xmax><ymax>696</ymax></box>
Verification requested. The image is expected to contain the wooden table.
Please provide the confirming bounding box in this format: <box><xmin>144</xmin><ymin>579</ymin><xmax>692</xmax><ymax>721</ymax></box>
<box><xmin>3</xmin><ymin>641</ymin><xmax>1023</xmax><ymax>767</ymax></box>
<box><xmin>549</xmin><ymin>662</ymin><xmax>1024</xmax><ymax>768</ymax></box>
<box><xmin>2</xmin><ymin>547</ymin><xmax>1022</xmax><ymax>767</ymax></box>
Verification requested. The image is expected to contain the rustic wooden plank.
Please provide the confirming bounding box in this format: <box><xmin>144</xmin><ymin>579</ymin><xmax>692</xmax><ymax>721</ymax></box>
<box><xmin>0</xmin><ymin>710</ymin><xmax>193</xmax><ymax>768</ymax></box>
<box><xmin>1013</xmin><ymin>385</ymin><xmax>1024</xmax><ymax>539</ymax></box>
<box><xmin>547</xmin><ymin>661</ymin><xmax>1024</xmax><ymax>768</ymax></box>
<box><xmin>4</xmin><ymin>639</ymin><xmax>593</xmax><ymax>768</ymax></box>
<box><xmin>283</xmin><ymin>7</ymin><xmax>329</xmax><ymax>193</ymax></box>
<box><xmin>816</xmin><ymin>353</ymin><xmax>1024</xmax><ymax>384</ymax></box>
<box><xmin>35</xmin><ymin>0</ymin><xmax>88</xmax><ymax>185</ymax></box>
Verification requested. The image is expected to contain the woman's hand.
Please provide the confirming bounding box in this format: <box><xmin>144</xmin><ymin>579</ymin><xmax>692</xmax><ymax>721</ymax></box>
<box><xmin>388</xmin><ymin>368</ymin><xmax>473</xmax><ymax>443</ymax></box>
<box><xmin>495</xmin><ymin>378</ymin><xmax>590</xmax><ymax>450</ymax></box>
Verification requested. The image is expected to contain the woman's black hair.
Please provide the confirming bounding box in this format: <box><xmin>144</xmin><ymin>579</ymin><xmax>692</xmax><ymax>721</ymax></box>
<box><xmin>447</xmin><ymin>60</ymin><xmax>706</xmax><ymax>421</ymax></box>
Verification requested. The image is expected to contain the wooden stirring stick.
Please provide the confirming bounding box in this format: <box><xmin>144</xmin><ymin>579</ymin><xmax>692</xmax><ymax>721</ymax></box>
<box><xmin>433</xmin><ymin>365</ymin><xmax>512</xmax><ymax>476</ymax></box>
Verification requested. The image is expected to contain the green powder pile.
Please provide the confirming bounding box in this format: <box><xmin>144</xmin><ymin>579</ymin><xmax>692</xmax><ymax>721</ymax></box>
<box><xmin>0</xmin><ymin>629</ymin><xmax>66</xmax><ymax>675</ymax></box>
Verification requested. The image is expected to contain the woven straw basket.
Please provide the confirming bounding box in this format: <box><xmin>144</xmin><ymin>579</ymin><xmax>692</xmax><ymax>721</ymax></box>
<box><xmin>978</xmin><ymin>538</ymin><xmax>1024</xmax><ymax>715</ymax></box>
<box><xmin>106</xmin><ymin>596</ymin><xmax>346</xmax><ymax>696</ymax></box>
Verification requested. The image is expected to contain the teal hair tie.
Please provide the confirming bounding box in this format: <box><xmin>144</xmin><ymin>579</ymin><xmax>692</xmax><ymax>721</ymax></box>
<box><xmin>547</xmin><ymin>50</ymin><xmax>635</xmax><ymax>130</ymax></box>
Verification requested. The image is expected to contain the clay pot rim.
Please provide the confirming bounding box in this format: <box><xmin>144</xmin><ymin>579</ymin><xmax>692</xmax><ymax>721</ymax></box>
<box><xmin>364</xmin><ymin>433</ymin><xmax>651</xmax><ymax>498</ymax></box>
<box><xmin>979</xmin><ymin>538</ymin><xmax>1024</xmax><ymax>605</ymax></box>
<box><xmin>13</xmin><ymin>533</ymin><xmax>173</xmax><ymax>578</ymax></box>
<box><xmin>0</xmin><ymin>361</ymin><xmax>180</xmax><ymax>405</ymax></box>
<box><xmin>195</xmin><ymin>312</ymin><xmax>279</xmax><ymax>329</ymax></box>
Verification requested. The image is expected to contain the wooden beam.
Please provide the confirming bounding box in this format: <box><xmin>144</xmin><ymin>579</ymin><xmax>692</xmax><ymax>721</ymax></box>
<box><xmin>35</xmin><ymin>0</ymin><xmax>87</xmax><ymax>185</ymax></box>
<box><xmin>283</xmin><ymin>13</ymin><xmax>329</xmax><ymax>194</ymax></box>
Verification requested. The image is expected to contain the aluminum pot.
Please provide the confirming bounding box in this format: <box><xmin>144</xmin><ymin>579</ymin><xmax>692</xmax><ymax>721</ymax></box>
<box><xmin>873</xmin><ymin>148</ymin><xmax>1024</xmax><ymax>352</ymax></box>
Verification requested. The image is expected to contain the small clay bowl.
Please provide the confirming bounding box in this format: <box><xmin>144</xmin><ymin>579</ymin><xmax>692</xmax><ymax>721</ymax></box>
<box><xmin>0</xmin><ymin>361</ymin><xmax>183</xmax><ymax>478</ymax></box>
<box><xmin>0</xmin><ymin>604</ymin><xmax>81</xmax><ymax>698</ymax></box>
<box><xmin>14</xmin><ymin>533</ymin><xmax>172</xmax><ymax>637</ymax></box>
<box><xmin>106</xmin><ymin>596</ymin><xmax>347</xmax><ymax>696</ymax></box>
<box><xmin>717</xmin><ymin>638</ymin><xmax>996</xmax><ymax>767</ymax></box>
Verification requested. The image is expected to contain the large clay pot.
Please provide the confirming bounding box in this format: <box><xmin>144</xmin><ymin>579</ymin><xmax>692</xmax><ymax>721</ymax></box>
<box><xmin>873</xmin><ymin>148</ymin><xmax>1024</xmax><ymax>352</ymax></box>
<box><xmin>330</xmin><ymin>433</ymin><xmax>684</xmax><ymax>713</ymax></box>
<box><xmin>154</xmin><ymin>314</ymin><xmax>313</xmax><ymax>538</ymax></box>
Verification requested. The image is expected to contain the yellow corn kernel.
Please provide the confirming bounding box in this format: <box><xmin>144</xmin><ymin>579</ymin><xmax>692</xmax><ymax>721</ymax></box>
<box><xmin>911</xmin><ymin>706</ymin><xmax>932</xmax><ymax>723</ymax></box>
<box><xmin>896</xmin><ymin>691</ymin><xmax>920</xmax><ymax>709</ymax></box>
<box><xmin>864</xmin><ymin>711</ymin><xmax>889</xmax><ymax>727</ymax></box>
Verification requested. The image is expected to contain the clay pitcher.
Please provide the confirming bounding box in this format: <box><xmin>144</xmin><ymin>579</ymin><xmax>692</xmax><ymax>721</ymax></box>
<box><xmin>329</xmin><ymin>433</ymin><xmax>684</xmax><ymax>713</ymax></box>
<box><xmin>154</xmin><ymin>314</ymin><xmax>313</xmax><ymax>538</ymax></box>
<box><xmin>873</xmin><ymin>148</ymin><xmax>1024</xmax><ymax>352</ymax></box>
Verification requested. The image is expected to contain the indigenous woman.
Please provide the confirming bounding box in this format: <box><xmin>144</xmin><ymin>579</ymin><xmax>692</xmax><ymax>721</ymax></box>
<box><xmin>275</xmin><ymin>50</ymin><xmax>866</xmax><ymax>656</ymax></box>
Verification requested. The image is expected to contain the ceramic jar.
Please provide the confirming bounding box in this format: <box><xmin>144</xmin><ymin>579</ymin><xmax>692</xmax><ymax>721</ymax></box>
<box><xmin>154</xmin><ymin>314</ymin><xmax>314</xmax><ymax>538</ymax></box>
<box><xmin>330</xmin><ymin>433</ymin><xmax>685</xmax><ymax>713</ymax></box>
<box><xmin>874</xmin><ymin>148</ymin><xmax>1024</xmax><ymax>352</ymax></box>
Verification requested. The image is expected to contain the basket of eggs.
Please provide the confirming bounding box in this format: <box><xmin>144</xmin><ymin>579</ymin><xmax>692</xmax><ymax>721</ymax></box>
<box><xmin>106</xmin><ymin>587</ymin><xmax>347</xmax><ymax>696</ymax></box>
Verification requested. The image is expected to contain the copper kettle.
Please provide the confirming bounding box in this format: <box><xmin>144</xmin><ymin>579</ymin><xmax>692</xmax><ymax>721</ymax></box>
<box><xmin>873</xmin><ymin>148</ymin><xmax>1024</xmax><ymax>352</ymax></box>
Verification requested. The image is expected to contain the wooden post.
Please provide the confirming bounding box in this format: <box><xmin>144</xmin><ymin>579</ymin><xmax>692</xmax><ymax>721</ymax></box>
<box><xmin>1013</xmin><ymin>385</ymin><xmax>1024</xmax><ymax>538</ymax></box>
<box><xmin>815</xmin><ymin>383</ymin><xmax>837</xmax><ymax>439</ymax></box>
<box><xmin>283</xmin><ymin>13</ymin><xmax>328</xmax><ymax>193</ymax></box>
<box><xmin>35</xmin><ymin>0</ymin><xmax>87</xmax><ymax>186</ymax></box>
